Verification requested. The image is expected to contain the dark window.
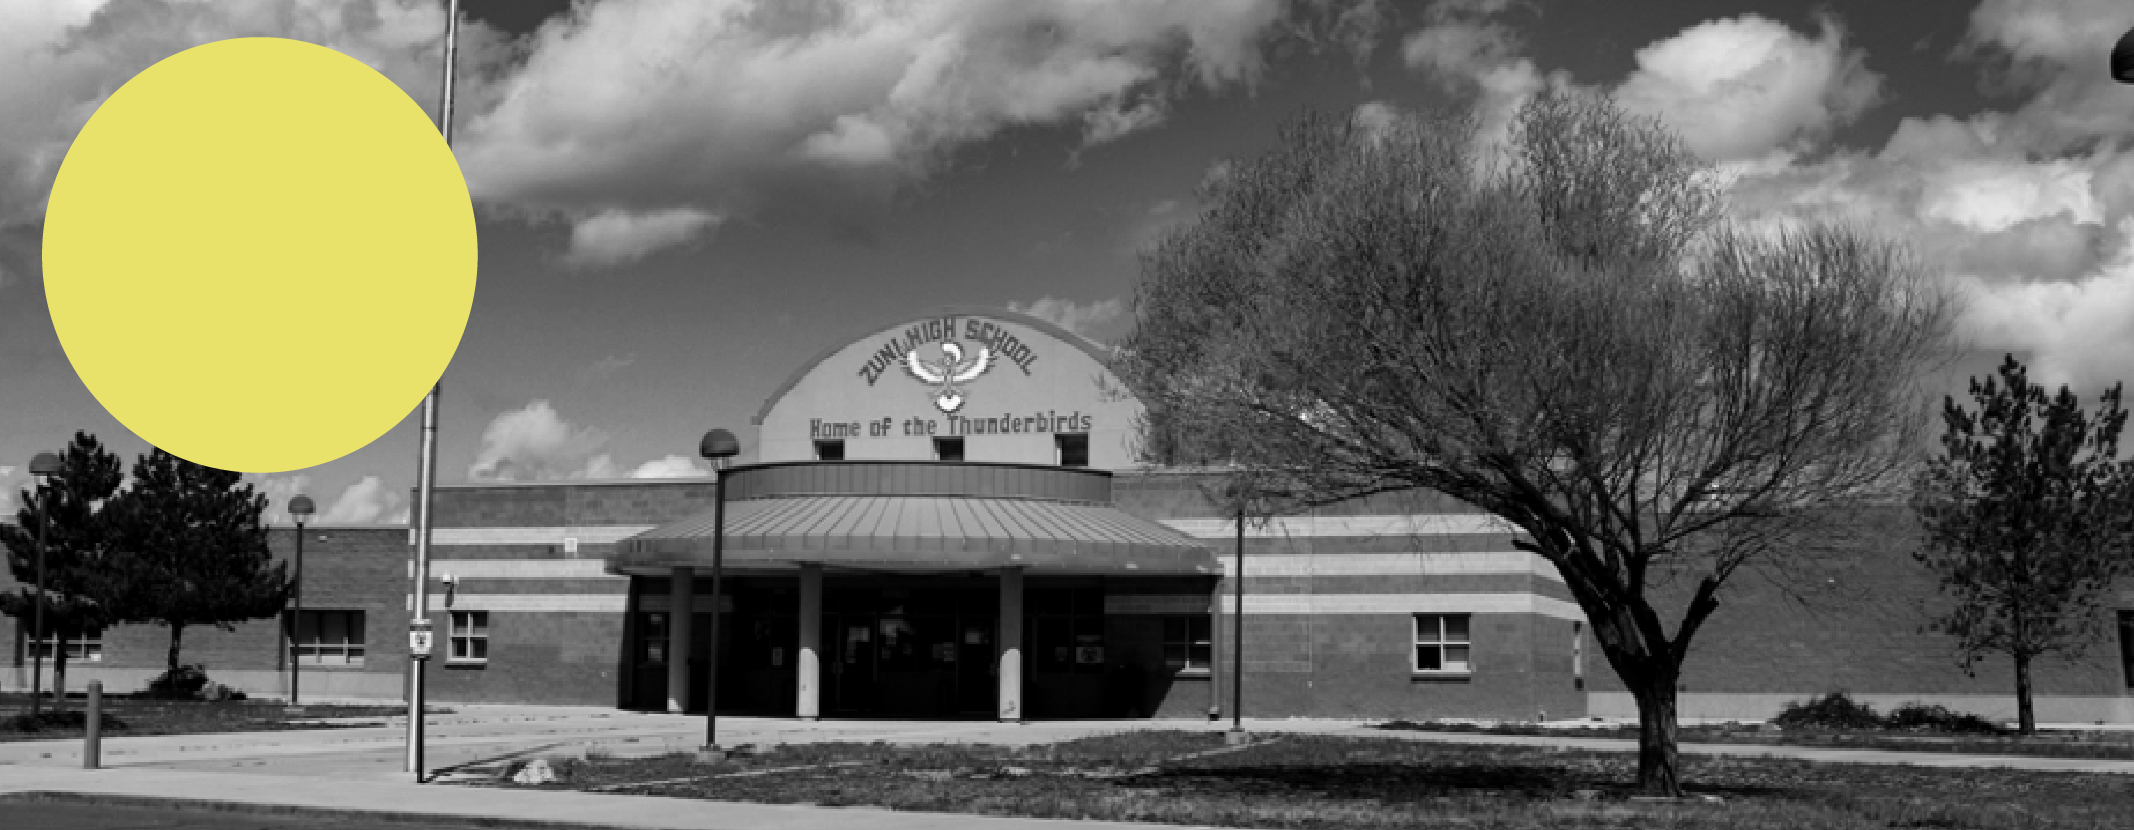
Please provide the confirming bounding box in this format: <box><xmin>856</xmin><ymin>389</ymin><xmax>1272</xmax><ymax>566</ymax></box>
<box><xmin>814</xmin><ymin>440</ymin><xmax>845</xmax><ymax>461</ymax></box>
<box><xmin>1028</xmin><ymin>587</ymin><xmax>1105</xmax><ymax>674</ymax></box>
<box><xmin>1413</xmin><ymin>613</ymin><xmax>1471</xmax><ymax>673</ymax></box>
<box><xmin>24</xmin><ymin>623</ymin><xmax>103</xmax><ymax>664</ymax></box>
<box><xmin>2120</xmin><ymin>611</ymin><xmax>2134</xmax><ymax>690</ymax></box>
<box><xmin>934</xmin><ymin>436</ymin><xmax>965</xmax><ymax>461</ymax></box>
<box><xmin>1055</xmin><ymin>433</ymin><xmax>1089</xmax><ymax>467</ymax></box>
<box><xmin>294</xmin><ymin>610</ymin><xmax>366</xmax><ymax>666</ymax></box>
<box><xmin>640</xmin><ymin>611</ymin><xmax>671</xmax><ymax>664</ymax></box>
<box><xmin>1162</xmin><ymin>615</ymin><xmax>1212</xmax><ymax>672</ymax></box>
<box><xmin>448</xmin><ymin>611</ymin><xmax>489</xmax><ymax>664</ymax></box>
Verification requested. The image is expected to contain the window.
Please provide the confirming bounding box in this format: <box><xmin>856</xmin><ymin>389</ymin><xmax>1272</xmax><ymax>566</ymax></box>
<box><xmin>1572</xmin><ymin>621</ymin><xmax>1584</xmax><ymax>690</ymax></box>
<box><xmin>294</xmin><ymin>610</ymin><xmax>366</xmax><ymax>666</ymax></box>
<box><xmin>1414</xmin><ymin>614</ymin><xmax>1471</xmax><ymax>674</ymax></box>
<box><xmin>1162</xmin><ymin>615</ymin><xmax>1212</xmax><ymax>673</ymax></box>
<box><xmin>25</xmin><ymin>625</ymin><xmax>103</xmax><ymax>663</ymax></box>
<box><xmin>1029</xmin><ymin>588</ymin><xmax>1105</xmax><ymax>675</ymax></box>
<box><xmin>1055</xmin><ymin>433</ymin><xmax>1089</xmax><ymax>467</ymax></box>
<box><xmin>814</xmin><ymin>440</ymin><xmax>845</xmax><ymax>461</ymax></box>
<box><xmin>934</xmin><ymin>436</ymin><xmax>965</xmax><ymax>461</ymax></box>
<box><xmin>640</xmin><ymin>611</ymin><xmax>671</xmax><ymax>664</ymax></box>
<box><xmin>2119</xmin><ymin>611</ymin><xmax>2134</xmax><ymax>690</ymax></box>
<box><xmin>448</xmin><ymin>611</ymin><xmax>489</xmax><ymax>664</ymax></box>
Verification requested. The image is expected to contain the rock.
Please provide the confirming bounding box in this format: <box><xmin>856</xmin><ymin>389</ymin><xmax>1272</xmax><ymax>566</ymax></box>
<box><xmin>1571</xmin><ymin>789</ymin><xmax>1602</xmax><ymax>801</ymax></box>
<box><xmin>513</xmin><ymin>759</ymin><xmax>558</xmax><ymax>785</ymax></box>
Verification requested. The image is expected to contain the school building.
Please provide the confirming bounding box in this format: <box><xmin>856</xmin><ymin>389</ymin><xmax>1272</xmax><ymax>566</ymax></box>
<box><xmin>7</xmin><ymin>307</ymin><xmax>2134</xmax><ymax>723</ymax></box>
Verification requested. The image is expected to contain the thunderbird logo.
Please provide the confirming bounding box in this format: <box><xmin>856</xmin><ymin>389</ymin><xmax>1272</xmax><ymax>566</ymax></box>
<box><xmin>904</xmin><ymin>340</ymin><xmax>994</xmax><ymax>413</ymax></box>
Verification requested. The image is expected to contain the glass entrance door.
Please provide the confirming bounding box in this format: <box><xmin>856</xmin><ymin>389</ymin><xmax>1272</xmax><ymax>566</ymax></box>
<box><xmin>825</xmin><ymin>610</ymin><xmax>995</xmax><ymax>717</ymax></box>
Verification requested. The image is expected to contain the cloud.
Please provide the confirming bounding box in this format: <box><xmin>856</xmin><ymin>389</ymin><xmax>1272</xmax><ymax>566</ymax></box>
<box><xmin>1959</xmin><ymin>0</ymin><xmax>2134</xmax><ymax>152</ymax></box>
<box><xmin>1008</xmin><ymin>296</ymin><xmax>1126</xmax><ymax>343</ymax></box>
<box><xmin>252</xmin><ymin>473</ymin><xmax>311</xmax><ymax>526</ymax></box>
<box><xmin>467</xmin><ymin>400</ymin><xmax>621</xmax><ymax>481</ymax></box>
<box><xmin>319</xmin><ymin>475</ymin><xmax>407</xmax><ymax>523</ymax></box>
<box><xmin>562</xmin><ymin>207</ymin><xmax>723</xmax><ymax>268</ymax></box>
<box><xmin>629</xmin><ymin>455</ymin><xmax>711</xmax><ymax>479</ymax></box>
<box><xmin>0</xmin><ymin>0</ymin><xmax>514</xmax><ymax>235</ymax></box>
<box><xmin>1611</xmin><ymin>14</ymin><xmax>1882</xmax><ymax>162</ymax></box>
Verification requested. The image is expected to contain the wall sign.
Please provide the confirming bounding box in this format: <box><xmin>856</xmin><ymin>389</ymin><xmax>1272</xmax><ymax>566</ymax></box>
<box><xmin>811</xmin><ymin>411</ymin><xmax>1095</xmax><ymax>440</ymax></box>
<box><xmin>859</xmin><ymin>316</ymin><xmax>1041</xmax><ymax>389</ymax></box>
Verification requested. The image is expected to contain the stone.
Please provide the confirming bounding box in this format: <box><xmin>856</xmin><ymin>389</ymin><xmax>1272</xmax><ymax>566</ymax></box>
<box><xmin>512</xmin><ymin>759</ymin><xmax>557</xmax><ymax>785</ymax></box>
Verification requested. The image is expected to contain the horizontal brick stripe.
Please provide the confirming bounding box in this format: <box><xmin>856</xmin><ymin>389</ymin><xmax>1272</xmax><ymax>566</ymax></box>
<box><xmin>1161</xmin><ymin>514</ymin><xmax>1518</xmax><ymax>538</ymax></box>
<box><xmin>426</xmin><ymin>559</ymin><xmax>624</xmax><ymax>579</ymax></box>
<box><xmin>409</xmin><ymin>594</ymin><xmax>629</xmax><ymax>613</ymax></box>
<box><xmin>1215</xmin><ymin>552</ymin><xmax>1562</xmax><ymax>581</ymax></box>
<box><xmin>1108</xmin><ymin>592</ymin><xmax>1581</xmax><ymax>620</ymax></box>
<box><xmin>426</xmin><ymin>526</ymin><xmax>657</xmax><ymax>546</ymax></box>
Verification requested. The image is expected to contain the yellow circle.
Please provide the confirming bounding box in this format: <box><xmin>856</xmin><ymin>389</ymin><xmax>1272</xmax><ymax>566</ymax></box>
<box><xmin>44</xmin><ymin>38</ymin><xmax>477</xmax><ymax>474</ymax></box>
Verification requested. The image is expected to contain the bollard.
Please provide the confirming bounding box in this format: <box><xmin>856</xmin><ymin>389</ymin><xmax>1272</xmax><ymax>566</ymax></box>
<box><xmin>84</xmin><ymin>681</ymin><xmax>102</xmax><ymax>769</ymax></box>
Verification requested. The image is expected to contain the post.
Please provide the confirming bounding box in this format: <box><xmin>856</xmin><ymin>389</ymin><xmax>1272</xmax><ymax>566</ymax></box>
<box><xmin>83</xmin><ymin>680</ymin><xmax>101</xmax><ymax>769</ymax></box>
<box><xmin>667</xmin><ymin>567</ymin><xmax>694</xmax><ymax>713</ymax></box>
<box><xmin>997</xmin><ymin>567</ymin><xmax>1024</xmax><ymax>723</ymax></box>
<box><xmin>290</xmin><ymin>522</ymin><xmax>305</xmax><ymax>707</ymax></box>
<box><xmin>1230</xmin><ymin>504</ymin><xmax>1245</xmax><ymax>739</ymax></box>
<box><xmin>407</xmin><ymin>0</ymin><xmax>460</xmax><ymax>783</ymax></box>
<box><xmin>796</xmin><ymin>563</ymin><xmax>822</xmax><ymax>720</ymax></box>
<box><xmin>30</xmin><ymin>486</ymin><xmax>49</xmax><ymax>717</ymax></box>
<box><xmin>699</xmin><ymin>464</ymin><xmax>728</xmax><ymax>759</ymax></box>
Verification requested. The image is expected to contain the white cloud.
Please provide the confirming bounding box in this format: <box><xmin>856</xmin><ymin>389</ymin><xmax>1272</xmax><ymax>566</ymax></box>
<box><xmin>452</xmin><ymin>0</ymin><xmax>1320</xmax><ymax>263</ymax></box>
<box><xmin>1008</xmin><ymin>296</ymin><xmax>1126</xmax><ymax>343</ymax></box>
<box><xmin>563</xmin><ymin>207</ymin><xmax>723</xmax><ymax>268</ymax></box>
<box><xmin>251</xmin><ymin>473</ymin><xmax>311</xmax><ymax>526</ymax></box>
<box><xmin>629</xmin><ymin>455</ymin><xmax>711</xmax><ymax>479</ymax></box>
<box><xmin>467</xmin><ymin>400</ymin><xmax>620</xmax><ymax>481</ymax></box>
<box><xmin>1611</xmin><ymin>14</ymin><xmax>1881</xmax><ymax>162</ymax></box>
<box><xmin>320</xmin><ymin>475</ymin><xmax>407</xmax><ymax>523</ymax></box>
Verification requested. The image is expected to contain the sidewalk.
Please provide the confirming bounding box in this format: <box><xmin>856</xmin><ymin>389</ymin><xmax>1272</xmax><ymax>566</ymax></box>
<box><xmin>3</xmin><ymin>711</ymin><xmax>2132</xmax><ymax>830</ymax></box>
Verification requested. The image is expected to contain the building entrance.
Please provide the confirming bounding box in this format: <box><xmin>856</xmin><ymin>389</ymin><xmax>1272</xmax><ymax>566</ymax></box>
<box><xmin>827</xmin><ymin>607</ymin><xmax>996</xmax><ymax>717</ymax></box>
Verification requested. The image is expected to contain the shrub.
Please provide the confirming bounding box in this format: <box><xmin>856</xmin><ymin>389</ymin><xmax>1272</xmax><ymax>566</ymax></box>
<box><xmin>1774</xmin><ymin>691</ymin><xmax>1885</xmax><ymax>730</ymax></box>
<box><xmin>1884</xmin><ymin>702</ymin><xmax>2007</xmax><ymax>735</ymax></box>
<box><xmin>144</xmin><ymin>664</ymin><xmax>212</xmax><ymax>700</ymax></box>
<box><xmin>3</xmin><ymin>710</ymin><xmax>129</xmax><ymax>732</ymax></box>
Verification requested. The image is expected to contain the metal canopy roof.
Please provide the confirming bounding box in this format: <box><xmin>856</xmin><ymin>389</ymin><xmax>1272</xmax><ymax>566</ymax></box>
<box><xmin>612</xmin><ymin>494</ymin><xmax>1217</xmax><ymax>575</ymax></box>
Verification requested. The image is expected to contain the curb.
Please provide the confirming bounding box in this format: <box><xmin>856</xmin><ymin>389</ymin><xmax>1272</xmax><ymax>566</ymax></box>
<box><xmin>0</xmin><ymin>790</ymin><xmax>656</xmax><ymax>830</ymax></box>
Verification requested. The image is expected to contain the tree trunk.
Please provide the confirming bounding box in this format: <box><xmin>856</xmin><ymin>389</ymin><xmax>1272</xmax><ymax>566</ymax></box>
<box><xmin>2014</xmin><ymin>652</ymin><xmax>2036</xmax><ymax>736</ymax></box>
<box><xmin>167</xmin><ymin>623</ymin><xmax>185</xmax><ymax>674</ymax></box>
<box><xmin>1631</xmin><ymin>671</ymin><xmax>1683</xmax><ymax>796</ymax></box>
<box><xmin>51</xmin><ymin>646</ymin><xmax>67</xmax><ymax>713</ymax></box>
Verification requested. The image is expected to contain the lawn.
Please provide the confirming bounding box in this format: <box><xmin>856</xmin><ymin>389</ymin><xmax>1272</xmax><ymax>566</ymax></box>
<box><xmin>1374</xmin><ymin>719</ymin><xmax>2134</xmax><ymax>762</ymax></box>
<box><xmin>0</xmin><ymin>694</ymin><xmax>450</xmax><ymax>742</ymax></box>
<box><xmin>490</xmin><ymin>731</ymin><xmax>2134</xmax><ymax>829</ymax></box>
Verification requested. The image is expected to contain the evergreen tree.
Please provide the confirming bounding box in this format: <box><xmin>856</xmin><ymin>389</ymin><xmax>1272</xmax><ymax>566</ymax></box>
<box><xmin>1913</xmin><ymin>355</ymin><xmax>2134</xmax><ymax>735</ymax></box>
<box><xmin>105</xmin><ymin>449</ymin><xmax>289</xmax><ymax>673</ymax></box>
<box><xmin>0</xmin><ymin>432</ymin><xmax>125</xmax><ymax>709</ymax></box>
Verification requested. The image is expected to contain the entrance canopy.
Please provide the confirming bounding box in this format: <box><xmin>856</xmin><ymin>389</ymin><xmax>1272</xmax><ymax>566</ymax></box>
<box><xmin>610</xmin><ymin>461</ymin><xmax>1216</xmax><ymax>576</ymax></box>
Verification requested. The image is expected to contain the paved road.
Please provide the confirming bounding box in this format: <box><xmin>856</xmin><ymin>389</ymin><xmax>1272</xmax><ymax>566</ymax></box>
<box><xmin>0</xmin><ymin>799</ymin><xmax>499</xmax><ymax>829</ymax></box>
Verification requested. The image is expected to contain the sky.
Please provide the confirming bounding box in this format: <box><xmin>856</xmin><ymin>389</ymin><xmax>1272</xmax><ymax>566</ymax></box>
<box><xmin>2</xmin><ymin>0</ymin><xmax>2131</xmax><ymax>524</ymax></box>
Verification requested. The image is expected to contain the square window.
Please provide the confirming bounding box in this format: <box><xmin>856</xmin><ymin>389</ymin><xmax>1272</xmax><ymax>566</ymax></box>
<box><xmin>291</xmin><ymin>610</ymin><xmax>365</xmax><ymax>667</ymax></box>
<box><xmin>934</xmin><ymin>436</ymin><xmax>965</xmax><ymax>462</ymax></box>
<box><xmin>1162</xmin><ymin>614</ymin><xmax>1213</xmax><ymax>672</ymax></box>
<box><xmin>814</xmin><ymin>440</ymin><xmax>845</xmax><ymax>461</ymax></box>
<box><xmin>25</xmin><ymin>624</ymin><xmax>103</xmax><ymax>664</ymax></box>
<box><xmin>449</xmin><ymin>610</ymin><xmax>490</xmax><ymax>665</ymax></box>
<box><xmin>1414</xmin><ymin>613</ymin><xmax>1473</xmax><ymax>674</ymax></box>
<box><xmin>1055</xmin><ymin>433</ymin><xmax>1089</xmax><ymax>467</ymax></box>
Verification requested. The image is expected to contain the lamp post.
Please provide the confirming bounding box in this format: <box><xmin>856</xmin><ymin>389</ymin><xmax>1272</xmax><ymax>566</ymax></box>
<box><xmin>1230</xmin><ymin>501</ymin><xmax>1245</xmax><ymax>742</ymax></box>
<box><xmin>2113</xmin><ymin>26</ymin><xmax>2134</xmax><ymax>83</ymax></box>
<box><xmin>696</xmin><ymin>428</ymin><xmax>740</xmax><ymax>763</ymax></box>
<box><xmin>286</xmin><ymin>495</ymin><xmax>315</xmax><ymax>708</ymax></box>
<box><xmin>26</xmin><ymin>452</ymin><xmax>61</xmax><ymax>717</ymax></box>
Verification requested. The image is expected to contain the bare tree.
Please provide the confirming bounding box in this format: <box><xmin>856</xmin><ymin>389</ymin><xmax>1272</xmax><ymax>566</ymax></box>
<box><xmin>1913</xmin><ymin>355</ymin><xmax>2134</xmax><ymax>735</ymax></box>
<box><xmin>1115</xmin><ymin>90</ymin><xmax>1957</xmax><ymax>795</ymax></box>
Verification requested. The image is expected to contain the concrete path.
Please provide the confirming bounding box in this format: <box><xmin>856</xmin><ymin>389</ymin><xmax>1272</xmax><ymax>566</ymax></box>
<box><xmin>4</xmin><ymin>707</ymin><xmax>2132</xmax><ymax>830</ymax></box>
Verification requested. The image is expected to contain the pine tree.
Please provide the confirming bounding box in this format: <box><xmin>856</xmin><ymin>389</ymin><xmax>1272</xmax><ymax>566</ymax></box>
<box><xmin>1913</xmin><ymin>355</ymin><xmax>2134</xmax><ymax>735</ymax></box>
<box><xmin>0</xmin><ymin>432</ymin><xmax>126</xmax><ymax>710</ymax></box>
<box><xmin>105</xmin><ymin>449</ymin><xmax>289</xmax><ymax>674</ymax></box>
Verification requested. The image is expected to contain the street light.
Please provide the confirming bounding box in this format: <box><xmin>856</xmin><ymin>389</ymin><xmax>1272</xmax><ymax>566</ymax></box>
<box><xmin>286</xmin><ymin>495</ymin><xmax>316</xmax><ymax>709</ymax></box>
<box><xmin>2113</xmin><ymin>26</ymin><xmax>2134</xmax><ymax>83</ymax></box>
<box><xmin>696</xmin><ymin>428</ymin><xmax>740</xmax><ymax>763</ymax></box>
<box><xmin>26</xmin><ymin>452</ymin><xmax>61</xmax><ymax>718</ymax></box>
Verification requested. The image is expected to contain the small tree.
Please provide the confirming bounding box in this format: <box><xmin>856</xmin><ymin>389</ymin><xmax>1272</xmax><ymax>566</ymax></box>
<box><xmin>1912</xmin><ymin>355</ymin><xmax>2134</xmax><ymax>735</ymax></box>
<box><xmin>0</xmin><ymin>432</ymin><xmax>126</xmax><ymax>710</ymax></box>
<box><xmin>105</xmin><ymin>449</ymin><xmax>288</xmax><ymax>673</ymax></box>
<box><xmin>1114</xmin><ymin>91</ymin><xmax>1956</xmax><ymax>794</ymax></box>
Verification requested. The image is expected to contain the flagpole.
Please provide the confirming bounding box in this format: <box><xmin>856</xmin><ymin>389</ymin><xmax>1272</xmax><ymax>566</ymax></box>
<box><xmin>408</xmin><ymin>0</ymin><xmax>460</xmax><ymax>783</ymax></box>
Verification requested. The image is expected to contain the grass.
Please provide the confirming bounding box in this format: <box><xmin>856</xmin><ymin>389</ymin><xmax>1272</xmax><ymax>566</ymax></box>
<box><xmin>0</xmin><ymin>694</ymin><xmax>451</xmax><ymax>742</ymax></box>
<box><xmin>493</xmin><ymin>730</ymin><xmax>2134</xmax><ymax>829</ymax></box>
<box><xmin>1372</xmin><ymin>719</ymin><xmax>2134</xmax><ymax>761</ymax></box>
